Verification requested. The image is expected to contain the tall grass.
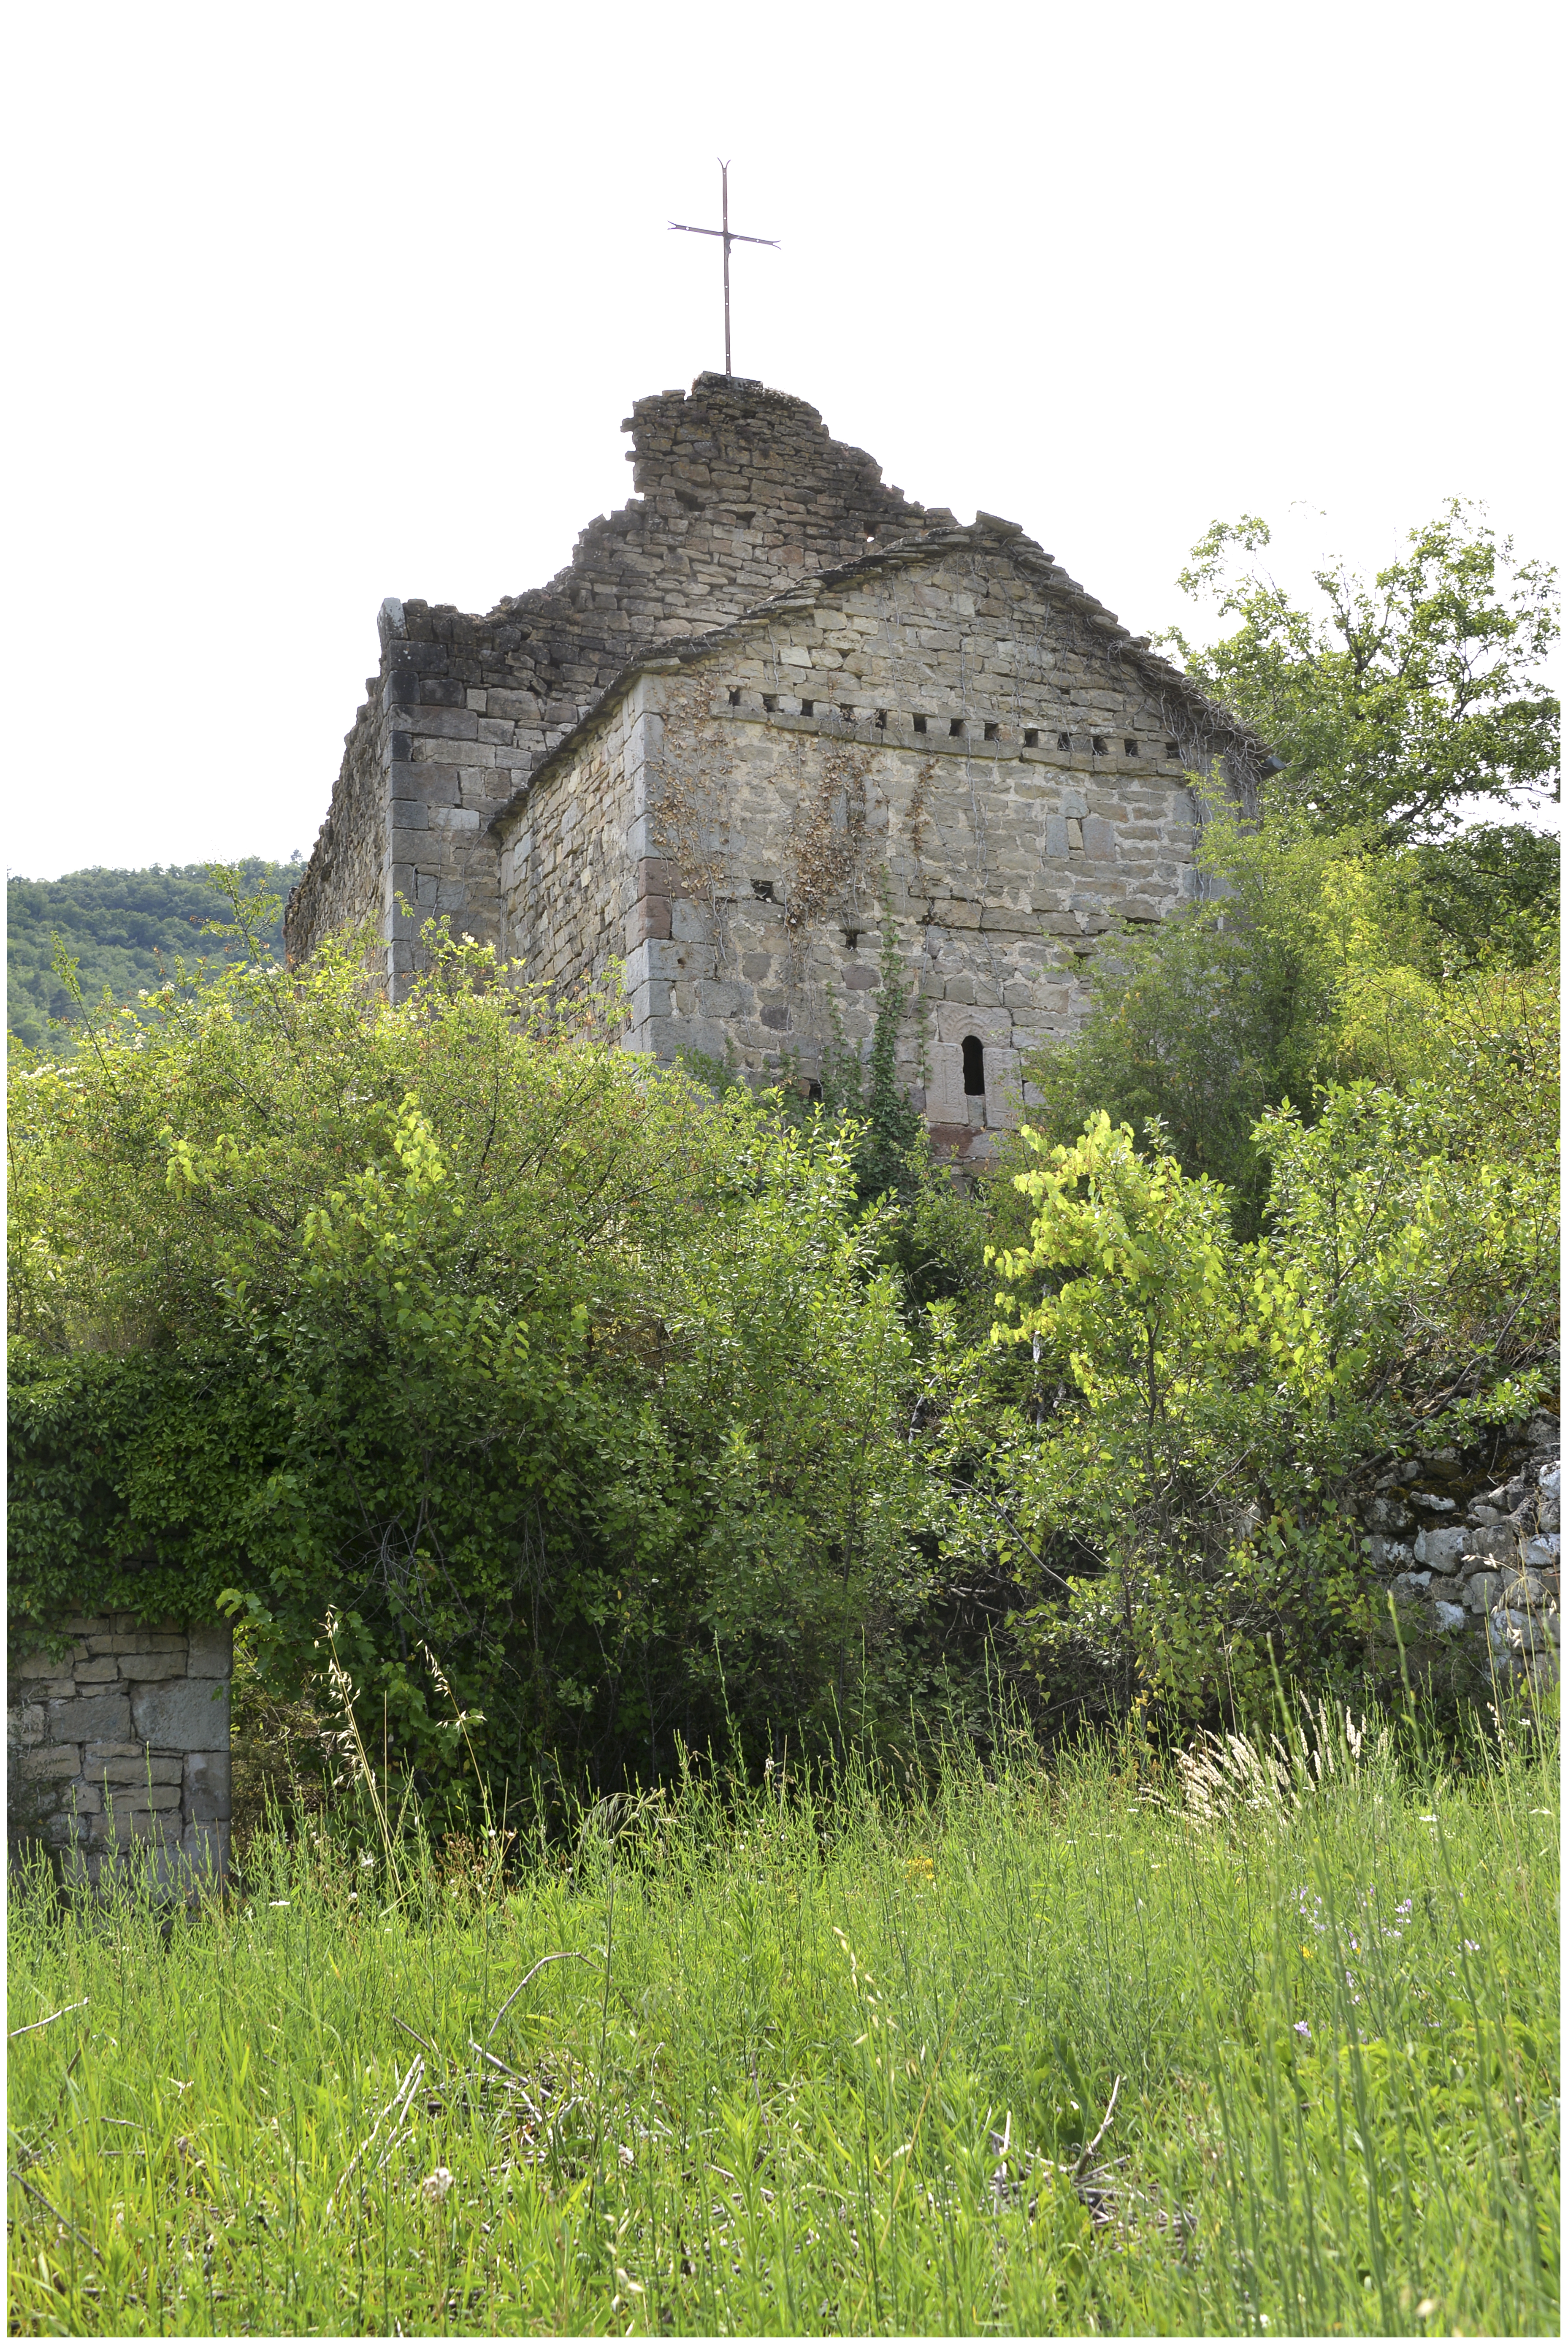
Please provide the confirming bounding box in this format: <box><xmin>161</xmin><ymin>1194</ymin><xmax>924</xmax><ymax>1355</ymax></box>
<box><xmin>8</xmin><ymin>1709</ymin><xmax>1558</xmax><ymax>2336</ymax></box>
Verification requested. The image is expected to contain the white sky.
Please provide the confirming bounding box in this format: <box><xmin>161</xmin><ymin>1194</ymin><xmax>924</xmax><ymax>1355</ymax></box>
<box><xmin>4</xmin><ymin>0</ymin><xmax>1560</xmax><ymax>881</ymax></box>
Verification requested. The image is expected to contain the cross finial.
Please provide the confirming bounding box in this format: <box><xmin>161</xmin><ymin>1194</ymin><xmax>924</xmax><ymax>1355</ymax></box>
<box><xmin>669</xmin><ymin>161</ymin><xmax>780</xmax><ymax>378</ymax></box>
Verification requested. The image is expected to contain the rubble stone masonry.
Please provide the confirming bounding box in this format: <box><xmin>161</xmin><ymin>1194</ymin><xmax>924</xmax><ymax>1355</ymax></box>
<box><xmin>8</xmin><ymin>1617</ymin><xmax>232</xmax><ymax>1886</ymax></box>
<box><xmin>287</xmin><ymin>372</ymin><xmax>1262</xmax><ymax>1147</ymax></box>
<box><xmin>287</xmin><ymin>376</ymin><xmax>951</xmax><ymax>991</ymax></box>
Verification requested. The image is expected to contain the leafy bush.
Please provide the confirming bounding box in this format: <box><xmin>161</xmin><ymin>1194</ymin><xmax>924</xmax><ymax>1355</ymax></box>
<box><xmin>8</xmin><ymin>901</ymin><xmax>928</xmax><ymax>1800</ymax></box>
<box><xmin>1012</xmin><ymin>798</ymin><xmax>1559</xmax><ymax>1235</ymax></box>
<box><xmin>929</xmin><ymin>957</ymin><xmax>1558</xmax><ymax>1731</ymax></box>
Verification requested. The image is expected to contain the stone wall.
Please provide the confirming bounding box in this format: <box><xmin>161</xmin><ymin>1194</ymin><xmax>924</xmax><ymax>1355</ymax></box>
<box><xmin>497</xmin><ymin>526</ymin><xmax>1243</xmax><ymax>1152</ymax></box>
<box><xmin>8</xmin><ymin>1617</ymin><xmax>232</xmax><ymax>1887</ymax></box>
<box><xmin>282</xmin><ymin>689</ymin><xmax>388</xmax><ymax>981</ymax></box>
<box><xmin>1362</xmin><ymin>1417</ymin><xmax>1561</xmax><ymax>1686</ymax></box>
<box><xmin>286</xmin><ymin>376</ymin><xmax>949</xmax><ymax>988</ymax></box>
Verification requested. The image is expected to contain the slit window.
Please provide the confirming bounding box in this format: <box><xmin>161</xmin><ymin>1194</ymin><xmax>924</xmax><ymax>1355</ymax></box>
<box><xmin>949</xmin><ymin>717</ymin><xmax>966</xmax><ymax>737</ymax></box>
<box><xmin>763</xmin><ymin>694</ymin><xmax>779</xmax><ymax>712</ymax></box>
<box><xmin>914</xmin><ymin>715</ymin><xmax>929</xmax><ymax>733</ymax></box>
<box><xmin>806</xmin><ymin>1079</ymin><xmax>823</xmax><ymax>1101</ymax></box>
<box><xmin>752</xmin><ymin>879</ymin><xmax>775</xmax><ymax>901</ymax></box>
<box><xmin>1092</xmin><ymin>735</ymin><xmax>1108</xmax><ymax>756</ymax></box>
<box><xmin>984</xmin><ymin>721</ymin><xmax>1000</xmax><ymax>741</ymax></box>
<box><xmin>875</xmin><ymin>708</ymin><xmax>888</xmax><ymax>729</ymax></box>
<box><xmin>1124</xmin><ymin>737</ymin><xmax>1137</xmax><ymax>755</ymax></box>
<box><xmin>1024</xmin><ymin>727</ymin><xmax>1039</xmax><ymax>747</ymax></box>
<box><xmin>961</xmin><ymin>1035</ymin><xmax>986</xmax><ymax>1096</ymax></box>
<box><xmin>1057</xmin><ymin>731</ymin><xmax>1072</xmax><ymax>751</ymax></box>
<box><xmin>728</xmin><ymin>687</ymin><xmax>742</xmax><ymax>706</ymax></box>
<box><xmin>843</xmin><ymin>928</ymin><xmax>861</xmax><ymax>949</ymax></box>
<box><xmin>1166</xmin><ymin>739</ymin><xmax>1180</xmax><ymax>758</ymax></box>
<box><xmin>801</xmin><ymin>699</ymin><xmax>816</xmax><ymax>717</ymax></box>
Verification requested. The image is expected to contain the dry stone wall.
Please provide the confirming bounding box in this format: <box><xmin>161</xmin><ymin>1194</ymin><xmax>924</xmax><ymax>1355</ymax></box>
<box><xmin>1361</xmin><ymin>1415</ymin><xmax>1561</xmax><ymax>1686</ymax></box>
<box><xmin>8</xmin><ymin>1617</ymin><xmax>232</xmax><ymax>1887</ymax></box>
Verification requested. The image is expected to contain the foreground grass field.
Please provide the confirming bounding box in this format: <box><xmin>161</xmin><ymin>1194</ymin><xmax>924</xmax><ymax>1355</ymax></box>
<box><xmin>7</xmin><ymin>1711</ymin><xmax>1559</xmax><ymax>2337</ymax></box>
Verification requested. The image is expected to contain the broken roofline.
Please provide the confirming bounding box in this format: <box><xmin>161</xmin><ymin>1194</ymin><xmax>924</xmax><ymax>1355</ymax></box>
<box><xmin>484</xmin><ymin>519</ymin><xmax>1270</xmax><ymax>837</ymax></box>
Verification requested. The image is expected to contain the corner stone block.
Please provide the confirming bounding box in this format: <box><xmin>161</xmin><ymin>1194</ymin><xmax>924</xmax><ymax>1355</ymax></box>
<box><xmin>181</xmin><ymin>1821</ymin><xmax>230</xmax><ymax>1882</ymax></box>
<box><xmin>131</xmin><ymin>1676</ymin><xmax>230</xmax><ymax>1752</ymax></box>
<box><xmin>184</xmin><ymin>1750</ymin><xmax>231</xmax><ymax>1821</ymax></box>
<box><xmin>187</xmin><ymin>1623</ymin><xmax>233</xmax><ymax>1679</ymax></box>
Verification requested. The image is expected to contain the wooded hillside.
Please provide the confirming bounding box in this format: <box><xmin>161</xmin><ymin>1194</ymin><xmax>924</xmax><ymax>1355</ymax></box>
<box><xmin>7</xmin><ymin>859</ymin><xmax>300</xmax><ymax>1051</ymax></box>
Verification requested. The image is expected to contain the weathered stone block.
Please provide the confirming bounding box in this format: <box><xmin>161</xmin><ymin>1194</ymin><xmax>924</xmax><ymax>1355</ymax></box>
<box><xmin>45</xmin><ymin>1692</ymin><xmax>131</xmax><ymax>1742</ymax></box>
<box><xmin>119</xmin><ymin>1651</ymin><xmax>187</xmax><ymax>1682</ymax></box>
<box><xmin>187</xmin><ymin>1624</ymin><xmax>233</xmax><ymax>1678</ymax></box>
<box><xmin>106</xmin><ymin>1783</ymin><xmax>183</xmax><ymax>1814</ymax></box>
<box><xmin>18</xmin><ymin>1744</ymin><xmax>84</xmax><ymax>1781</ymax></box>
<box><xmin>14</xmin><ymin>1651</ymin><xmax>75</xmax><ymax>1683</ymax></box>
<box><xmin>89</xmin><ymin>1753</ymin><xmax>184</xmax><ymax>1785</ymax></box>
<box><xmin>131</xmin><ymin>1677</ymin><xmax>230</xmax><ymax>1751</ymax></box>
<box><xmin>185</xmin><ymin>1750</ymin><xmax>231</xmax><ymax>1821</ymax></box>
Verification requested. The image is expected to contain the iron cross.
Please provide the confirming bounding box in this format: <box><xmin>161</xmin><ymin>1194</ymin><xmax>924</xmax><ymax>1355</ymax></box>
<box><xmin>669</xmin><ymin>161</ymin><xmax>779</xmax><ymax>378</ymax></box>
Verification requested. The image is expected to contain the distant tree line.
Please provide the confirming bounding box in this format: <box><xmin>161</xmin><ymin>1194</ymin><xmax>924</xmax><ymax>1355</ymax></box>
<box><xmin>8</xmin><ymin>858</ymin><xmax>301</xmax><ymax>1051</ymax></box>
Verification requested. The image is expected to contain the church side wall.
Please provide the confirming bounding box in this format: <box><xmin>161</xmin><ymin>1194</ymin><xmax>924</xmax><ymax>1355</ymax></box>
<box><xmin>497</xmin><ymin>684</ymin><xmax>648</xmax><ymax>1000</ymax></box>
<box><xmin>283</xmin><ymin>696</ymin><xmax>388</xmax><ymax>973</ymax></box>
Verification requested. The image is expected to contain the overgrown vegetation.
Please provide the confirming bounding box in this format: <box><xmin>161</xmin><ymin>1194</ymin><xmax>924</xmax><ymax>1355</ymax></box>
<box><xmin>8</xmin><ymin>510</ymin><xmax>1560</xmax><ymax>1805</ymax></box>
<box><xmin>7</xmin><ymin>1704</ymin><xmax>1557</xmax><ymax>2337</ymax></box>
<box><xmin>7</xmin><ymin>858</ymin><xmax>301</xmax><ymax>1053</ymax></box>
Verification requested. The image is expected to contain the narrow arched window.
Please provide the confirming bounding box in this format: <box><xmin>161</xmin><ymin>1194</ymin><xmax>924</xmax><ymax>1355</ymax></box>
<box><xmin>961</xmin><ymin>1035</ymin><xmax>986</xmax><ymax>1096</ymax></box>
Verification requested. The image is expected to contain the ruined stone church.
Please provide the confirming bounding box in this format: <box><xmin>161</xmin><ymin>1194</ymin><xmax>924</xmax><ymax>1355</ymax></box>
<box><xmin>286</xmin><ymin>374</ymin><xmax>1262</xmax><ymax>1153</ymax></box>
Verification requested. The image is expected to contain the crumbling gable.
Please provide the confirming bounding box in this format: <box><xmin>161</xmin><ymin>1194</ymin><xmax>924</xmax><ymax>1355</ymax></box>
<box><xmin>284</xmin><ymin>376</ymin><xmax>950</xmax><ymax>984</ymax></box>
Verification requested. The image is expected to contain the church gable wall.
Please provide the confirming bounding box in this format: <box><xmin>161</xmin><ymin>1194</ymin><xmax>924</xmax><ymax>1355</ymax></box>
<box><xmin>501</xmin><ymin>540</ymin><xmax>1244</xmax><ymax>1154</ymax></box>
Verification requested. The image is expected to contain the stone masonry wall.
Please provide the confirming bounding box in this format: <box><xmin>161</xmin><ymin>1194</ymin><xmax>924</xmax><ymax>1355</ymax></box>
<box><xmin>1362</xmin><ymin>1415</ymin><xmax>1560</xmax><ymax>1687</ymax></box>
<box><xmin>287</xmin><ymin>376</ymin><xmax>949</xmax><ymax>990</ymax></box>
<box><xmin>8</xmin><ymin>1617</ymin><xmax>233</xmax><ymax>1887</ymax></box>
<box><xmin>498</xmin><ymin>528</ymin><xmax>1243</xmax><ymax>1153</ymax></box>
<box><xmin>282</xmin><ymin>690</ymin><xmax>388</xmax><ymax>976</ymax></box>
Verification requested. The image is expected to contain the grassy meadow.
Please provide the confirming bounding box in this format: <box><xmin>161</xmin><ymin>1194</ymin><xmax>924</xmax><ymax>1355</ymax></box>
<box><xmin>7</xmin><ymin>1710</ymin><xmax>1559</xmax><ymax>2338</ymax></box>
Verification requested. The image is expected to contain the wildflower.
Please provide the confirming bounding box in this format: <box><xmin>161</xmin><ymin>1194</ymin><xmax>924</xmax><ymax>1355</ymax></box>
<box><xmin>1462</xmin><ymin>1939</ymin><xmax>1480</xmax><ymax>1953</ymax></box>
<box><xmin>1293</xmin><ymin>2020</ymin><xmax>1312</xmax><ymax>2040</ymax></box>
<box><xmin>419</xmin><ymin>2167</ymin><xmax>454</xmax><ymax>2206</ymax></box>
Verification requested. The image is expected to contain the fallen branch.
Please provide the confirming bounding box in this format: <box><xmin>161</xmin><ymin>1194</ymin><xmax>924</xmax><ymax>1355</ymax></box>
<box><xmin>1076</xmin><ymin>2074</ymin><xmax>1122</xmax><ymax>2178</ymax></box>
<box><xmin>486</xmin><ymin>1949</ymin><xmax>601</xmax><ymax>2041</ymax></box>
<box><xmin>9</xmin><ymin>2000</ymin><xmax>88</xmax><ymax>2041</ymax></box>
<box><xmin>9</xmin><ymin>2170</ymin><xmax>103</xmax><ymax>2263</ymax></box>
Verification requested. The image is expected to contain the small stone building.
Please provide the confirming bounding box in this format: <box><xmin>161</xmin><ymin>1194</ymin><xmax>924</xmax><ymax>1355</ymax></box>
<box><xmin>287</xmin><ymin>374</ymin><xmax>1263</xmax><ymax>1153</ymax></box>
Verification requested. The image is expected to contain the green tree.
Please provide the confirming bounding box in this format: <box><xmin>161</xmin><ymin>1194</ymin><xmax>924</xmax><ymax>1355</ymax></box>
<box><xmin>1163</xmin><ymin>502</ymin><xmax>1559</xmax><ymax>841</ymax></box>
